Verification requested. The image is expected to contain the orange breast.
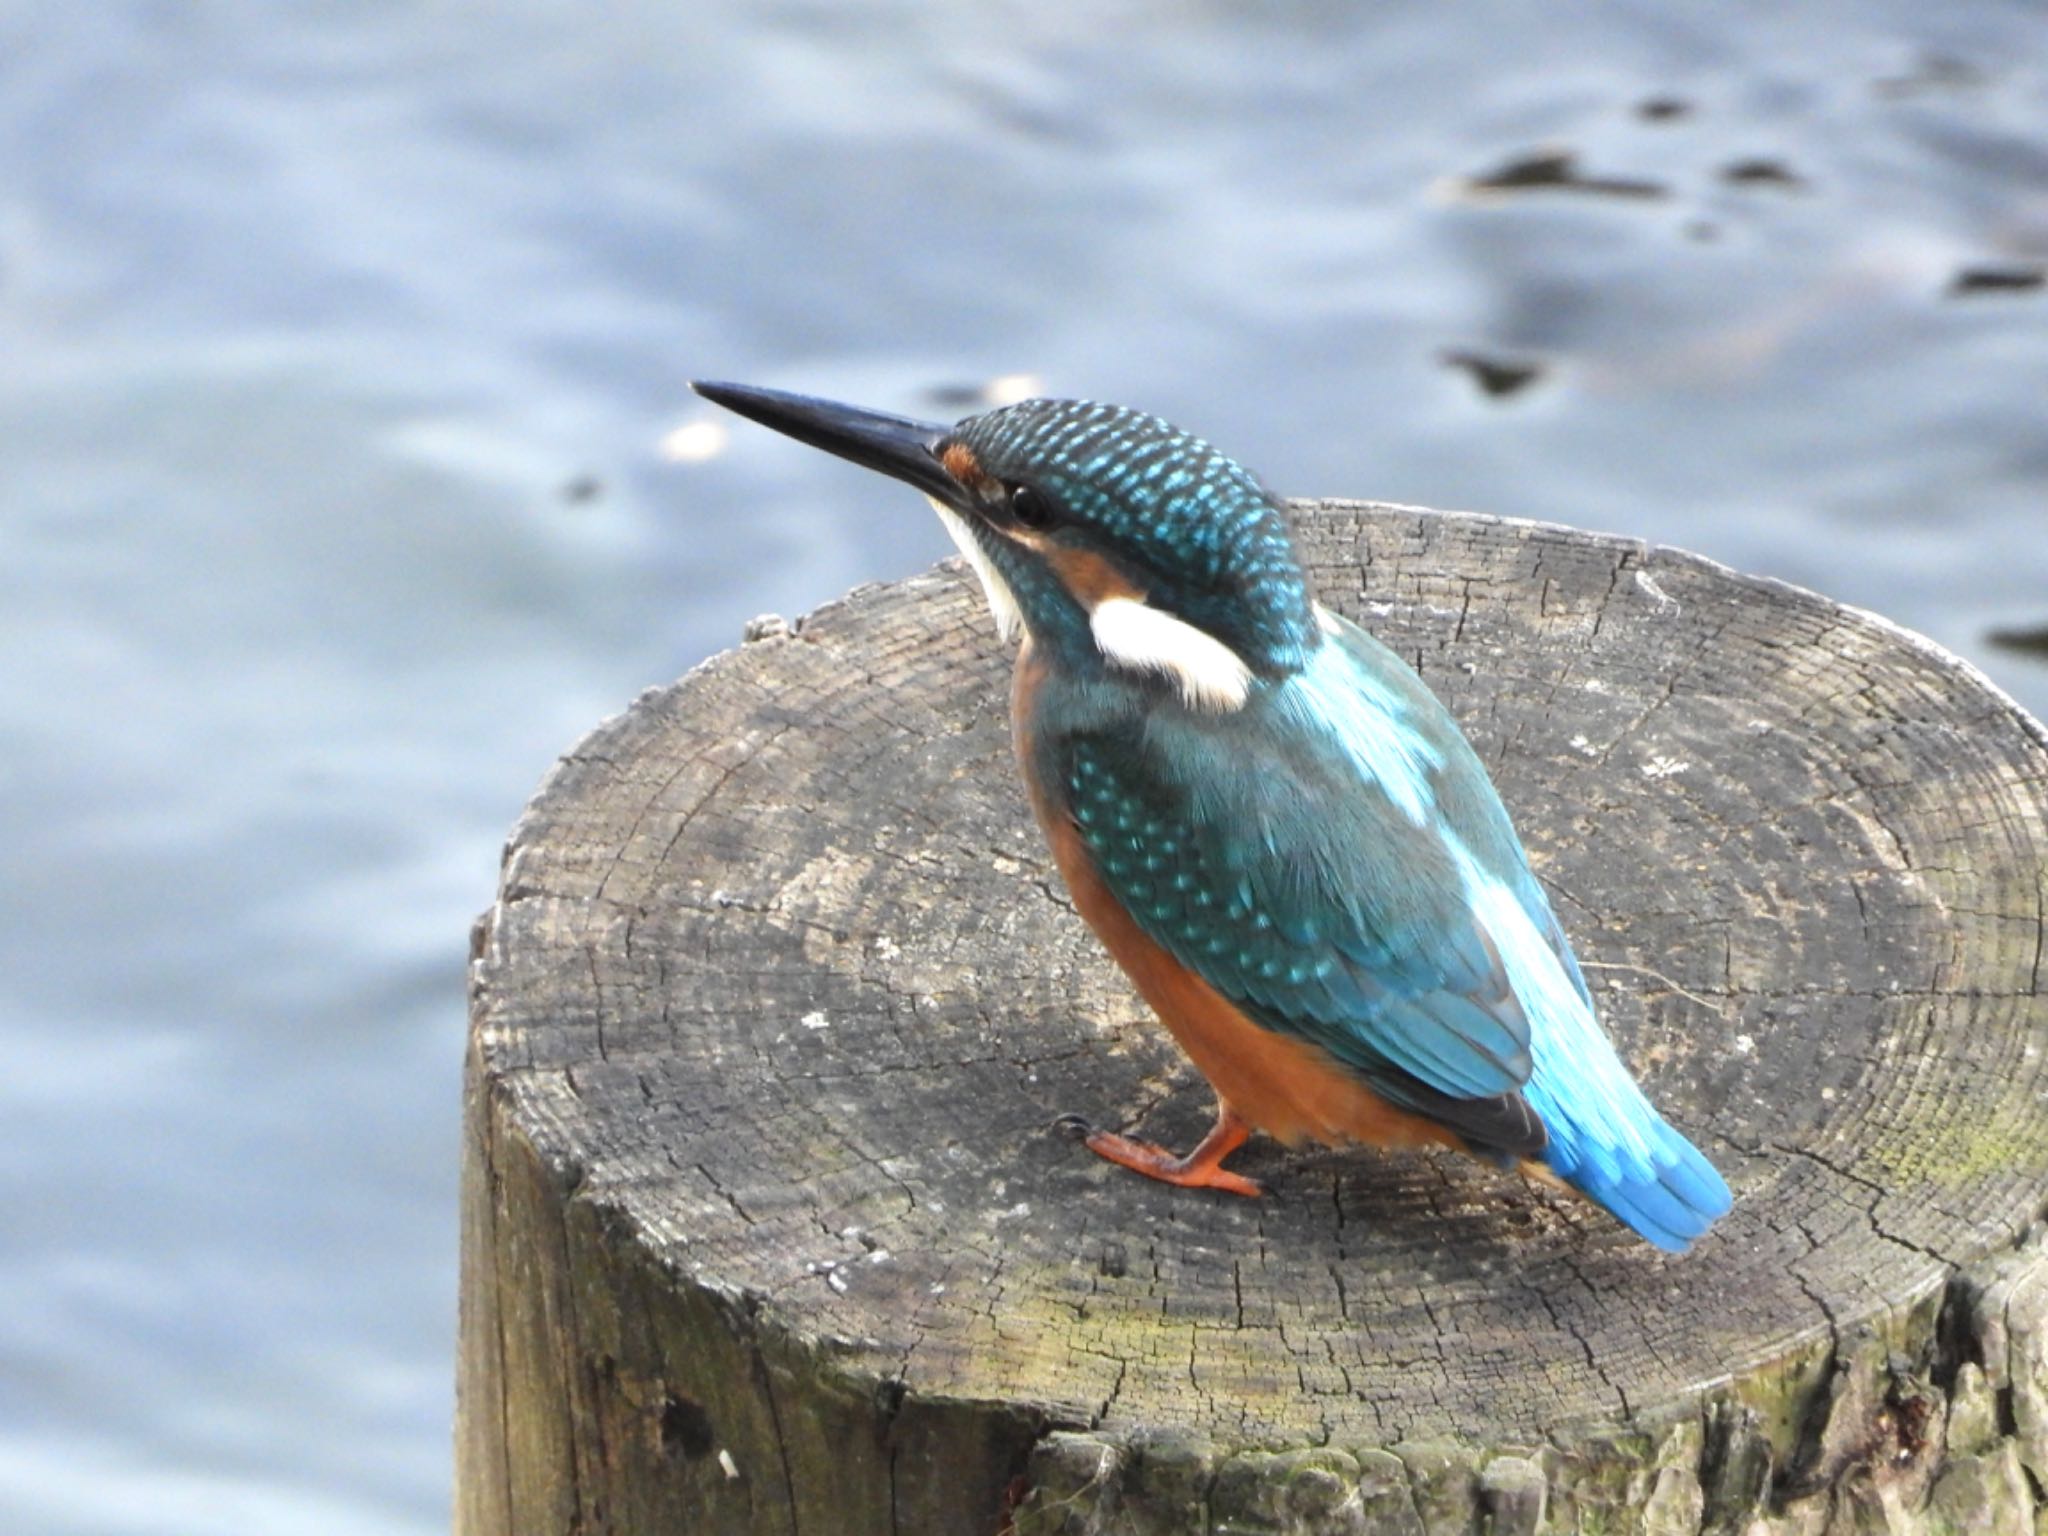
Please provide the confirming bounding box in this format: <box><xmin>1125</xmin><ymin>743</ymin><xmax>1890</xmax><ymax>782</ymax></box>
<box><xmin>1013</xmin><ymin>649</ymin><xmax>1460</xmax><ymax>1153</ymax></box>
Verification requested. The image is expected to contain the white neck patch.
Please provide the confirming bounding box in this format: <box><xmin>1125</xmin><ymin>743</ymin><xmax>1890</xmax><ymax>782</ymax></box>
<box><xmin>927</xmin><ymin>497</ymin><xmax>1023</xmax><ymax>643</ymax></box>
<box><xmin>1090</xmin><ymin>596</ymin><xmax>1252</xmax><ymax>712</ymax></box>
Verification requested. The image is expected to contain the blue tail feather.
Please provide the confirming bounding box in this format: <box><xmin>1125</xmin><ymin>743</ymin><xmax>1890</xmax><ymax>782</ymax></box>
<box><xmin>1549</xmin><ymin>1118</ymin><xmax>1732</xmax><ymax>1253</ymax></box>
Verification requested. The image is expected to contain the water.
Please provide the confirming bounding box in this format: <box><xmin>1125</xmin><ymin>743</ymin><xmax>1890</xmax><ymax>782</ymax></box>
<box><xmin>3</xmin><ymin>3</ymin><xmax>2043</xmax><ymax>1530</ymax></box>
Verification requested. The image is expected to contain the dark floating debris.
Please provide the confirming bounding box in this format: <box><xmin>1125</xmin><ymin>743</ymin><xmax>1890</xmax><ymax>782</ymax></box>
<box><xmin>1948</xmin><ymin>264</ymin><xmax>2046</xmax><ymax>297</ymax></box>
<box><xmin>1458</xmin><ymin>148</ymin><xmax>1668</xmax><ymax>201</ymax></box>
<box><xmin>923</xmin><ymin>382</ymin><xmax>989</xmax><ymax>409</ymax></box>
<box><xmin>1875</xmin><ymin>52</ymin><xmax>1985</xmax><ymax>98</ymax></box>
<box><xmin>561</xmin><ymin>474</ymin><xmax>603</xmax><ymax>504</ymax></box>
<box><xmin>1637</xmin><ymin>95</ymin><xmax>1694</xmax><ymax>123</ymax></box>
<box><xmin>1684</xmin><ymin>219</ymin><xmax>1721</xmax><ymax>243</ymax></box>
<box><xmin>1721</xmin><ymin>157</ymin><xmax>1807</xmax><ymax>190</ymax></box>
<box><xmin>1987</xmin><ymin>624</ymin><xmax>2048</xmax><ymax>658</ymax></box>
<box><xmin>922</xmin><ymin>373</ymin><xmax>1043</xmax><ymax>410</ymax></box>
<box><xmin>1440</xmin><ymin>348</ymin><xmax>1546</xmax><ymax>399</ymax></box>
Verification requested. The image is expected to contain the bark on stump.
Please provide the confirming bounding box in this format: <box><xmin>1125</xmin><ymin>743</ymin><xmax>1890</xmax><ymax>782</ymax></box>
<box><xmin>457</xmin><ymin>503</ymin><xmax>2048</xmax><ymax>1536</ymax></box>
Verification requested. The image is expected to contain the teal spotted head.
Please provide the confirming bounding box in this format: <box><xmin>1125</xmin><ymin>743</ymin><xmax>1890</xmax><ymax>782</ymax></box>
<box><xmin>693</xmin><ymin>382</ymin><xmax>1321</xmax><ymax>707</ymax></box>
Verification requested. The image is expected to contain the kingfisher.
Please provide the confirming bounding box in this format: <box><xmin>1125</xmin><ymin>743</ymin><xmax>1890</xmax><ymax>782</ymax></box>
<box><xmin>693</xmin><ymin>380</ymin><xmax>1732</xmax><ymax>1251</ymax></box>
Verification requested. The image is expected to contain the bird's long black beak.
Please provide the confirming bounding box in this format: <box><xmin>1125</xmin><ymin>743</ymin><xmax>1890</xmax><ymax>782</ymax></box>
<box><xmin>691</xmin><ymin>381</ymin><xmax>969</xmax><ymax>510</ymax></box>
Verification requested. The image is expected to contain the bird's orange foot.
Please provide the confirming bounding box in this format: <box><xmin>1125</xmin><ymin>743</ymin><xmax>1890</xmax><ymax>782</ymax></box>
<box><xmin>1056</xmin><ymin>1105</ymin><xmax>1265</xmax><ymax>1198</ymax></box>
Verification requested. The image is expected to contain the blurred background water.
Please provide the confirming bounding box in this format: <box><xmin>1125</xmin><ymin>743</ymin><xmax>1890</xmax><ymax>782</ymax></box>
<box><xmin>2</xmin><ymin>1</ymin><xmax>2044</xmax><ymax>1530</ymax></box>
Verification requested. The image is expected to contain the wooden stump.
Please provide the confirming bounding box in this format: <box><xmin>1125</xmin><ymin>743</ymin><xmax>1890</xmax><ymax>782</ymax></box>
<box><xmin>457</xmin><ymin>503</ymin><xmax>2048</xmax><ymax>1536</ymax></box>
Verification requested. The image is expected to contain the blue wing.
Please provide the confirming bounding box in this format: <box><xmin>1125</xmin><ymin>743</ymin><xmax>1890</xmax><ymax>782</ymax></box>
<box><xmin>1050</xmin><ymin>618</ymin><xmax>1549</xmax><ymax>1156</ymax></box>
<box><xmin>1041</xmin><ymin>608</ymin><xmax>1731</xmax><ymax>1248</ymax></box>
<box><xmin>1062</xmin><ymin>719</ymin><xmax>1545</xmax><ymax>1157</ymax></box>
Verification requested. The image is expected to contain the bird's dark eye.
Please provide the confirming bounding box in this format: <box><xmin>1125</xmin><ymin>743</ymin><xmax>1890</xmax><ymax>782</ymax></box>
<box><xmin>1008</xmin><ymin>483</ymin><xmax>1055</xmax><ymax>530</ymax></box>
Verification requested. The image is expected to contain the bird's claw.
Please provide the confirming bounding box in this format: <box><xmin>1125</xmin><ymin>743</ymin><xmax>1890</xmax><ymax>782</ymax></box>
<box><xmin>1078</xmin><ymin>1125</ymin><xmax>1266</xmax><ymax>1199</ymax></box>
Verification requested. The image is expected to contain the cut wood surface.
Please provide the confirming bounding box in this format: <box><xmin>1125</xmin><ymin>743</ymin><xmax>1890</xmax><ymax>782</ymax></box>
<box><xmin>457</xmin><ymin>503</ymin><xmax>2048</xmax><ymax>1536</ymax></box>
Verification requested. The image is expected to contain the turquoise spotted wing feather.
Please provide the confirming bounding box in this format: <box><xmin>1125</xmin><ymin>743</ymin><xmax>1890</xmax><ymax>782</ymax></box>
<box><xmin>1040</xmin><ymin>609</ymin><xmax>1732</xmax><ymax>1249</ymax></box>
<box><xmin>1052</xmin><ymin>641</ymin><xmax>1550</xmax><ymax>1156</ymax></box>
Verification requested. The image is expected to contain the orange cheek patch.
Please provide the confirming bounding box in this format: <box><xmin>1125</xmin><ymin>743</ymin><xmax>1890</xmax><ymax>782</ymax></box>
<box><xmin>940</xmin><ymin>442</ymin><xmax>995</xmax><ymax>496</ymax></box>
<box><xmin>1045</xmin><ymin>546</ymin><xmax>1144</xmax><ymax>608</ymax></box>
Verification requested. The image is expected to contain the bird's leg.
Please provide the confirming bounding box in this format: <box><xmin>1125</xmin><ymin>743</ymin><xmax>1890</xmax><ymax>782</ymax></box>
<box><xmin>1066</xmin><ymin>1101</ymin><xmax>1264</xmax><ymax>1198</ymax></box>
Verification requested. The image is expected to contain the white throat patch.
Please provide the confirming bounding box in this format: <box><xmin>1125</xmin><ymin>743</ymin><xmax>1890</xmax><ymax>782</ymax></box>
<box><xmin>927</xmin><ymin>497</ymin><xmax>1023</xmax><ymax>643</ymax></box>
<box><xmin>1089</xmin><ymin>596</ymin><xmax>1252</xmax><ymax>712</ymax></box>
